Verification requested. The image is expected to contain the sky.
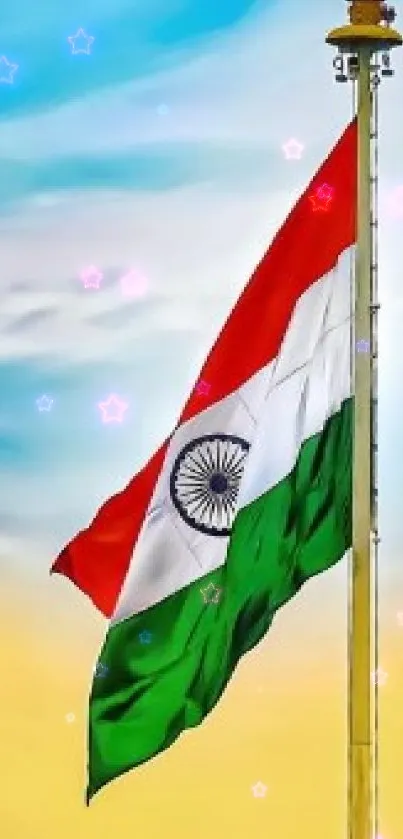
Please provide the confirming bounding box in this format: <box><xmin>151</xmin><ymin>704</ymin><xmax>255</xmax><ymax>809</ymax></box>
<box><xmin>1</xmin><ymin>0</ymin><xmax>403</xmax><ymax>837</ymax></box>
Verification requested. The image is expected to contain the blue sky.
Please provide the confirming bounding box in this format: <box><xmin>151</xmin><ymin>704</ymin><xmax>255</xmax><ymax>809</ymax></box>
<box><xmin>0</xmin><ymin>0</ymin><xmax>261</xmax><ymax>118</ymax></box>
<box><xmin>1</xmin><ymin>0</ymin><xmax>403</xmax><ymax>590</ymax></box>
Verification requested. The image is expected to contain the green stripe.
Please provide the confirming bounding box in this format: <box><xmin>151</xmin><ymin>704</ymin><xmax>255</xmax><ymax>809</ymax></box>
<box><xmin>87</xmin><ymin>398</ymin><xmax>352</xmax><ymax>800</ymax></box>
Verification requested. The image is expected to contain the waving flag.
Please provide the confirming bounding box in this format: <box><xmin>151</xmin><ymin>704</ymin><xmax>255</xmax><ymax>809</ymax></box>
<box><xmin>52</xmin><ymin>119</ymin><xmax>357</xmax><ymax>799</ymax></box>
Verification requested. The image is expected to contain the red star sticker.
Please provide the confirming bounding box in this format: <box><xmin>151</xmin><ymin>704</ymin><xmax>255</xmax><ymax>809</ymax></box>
<box><xmin>195</xmin><ymin>379</ymin><xmax>211</xmax><ymax>397</ymax></box>
<box><xmin>309</xmin><ymin>182</ymin><xmax>335</xmax><ymax>212</ymax></box>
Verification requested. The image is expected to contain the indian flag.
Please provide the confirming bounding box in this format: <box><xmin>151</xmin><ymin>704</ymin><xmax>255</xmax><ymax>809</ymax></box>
<box><xmin>52</xmin><ymin>118</ymin><xmax>357</xmax><ymax>800</ymax></box>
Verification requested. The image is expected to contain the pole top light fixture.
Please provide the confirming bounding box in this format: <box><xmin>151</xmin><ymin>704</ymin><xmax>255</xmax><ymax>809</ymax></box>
<box><xmin>326</xmin><ymin>0</ymin><xmax>402</xmax><ymax>51</ymax></box>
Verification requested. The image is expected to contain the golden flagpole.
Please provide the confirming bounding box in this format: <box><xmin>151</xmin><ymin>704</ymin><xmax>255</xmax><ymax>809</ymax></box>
<box><xmin>326</xmin><ymin>3</ymin><xmax>401</xmax><ymax>839</ymax></box>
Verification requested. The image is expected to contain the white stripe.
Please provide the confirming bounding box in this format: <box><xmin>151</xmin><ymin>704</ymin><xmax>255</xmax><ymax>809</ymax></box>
<box><xmin>112</xmin><ymin>245</ymin><xmax>354</xmax><ymax>625</ymax></box>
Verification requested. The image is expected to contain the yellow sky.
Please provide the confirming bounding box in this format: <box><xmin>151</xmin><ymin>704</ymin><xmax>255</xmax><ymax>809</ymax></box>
<box><xmin>1</xmin><ymin>565</ymin><xmax>402</xmax><ymax>839</ymax></box>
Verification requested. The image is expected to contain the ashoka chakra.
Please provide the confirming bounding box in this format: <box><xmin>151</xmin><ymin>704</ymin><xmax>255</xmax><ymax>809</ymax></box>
<box><xmin>169</xmin><ymin>433</ymin><xmax>250</xmax><ymax>536</ymax></box>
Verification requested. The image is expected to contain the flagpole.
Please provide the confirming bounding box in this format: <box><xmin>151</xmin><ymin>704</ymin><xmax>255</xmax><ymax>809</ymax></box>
<box><xmin>326</xmin><ymin>3</ymin><xmax>401</xmax><ymax>839</ymax></box>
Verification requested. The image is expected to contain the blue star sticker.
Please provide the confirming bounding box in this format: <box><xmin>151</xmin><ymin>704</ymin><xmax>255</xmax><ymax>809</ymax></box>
<box><xmin>36</xmin><ymin>394</ymin><xmax>54</xmax><ymax>412</ymax></box>
<box><xmin>138</xmin><ymin>630</ymin><xmax>153</xmax><ymax>644</ymax></box>
<box><xmin>93</xmin><ymin>661</ymin><xmax>109</xmax><ymax>679</ymax></box>
<box><xmin>0</xmin><ymin>56</ymin><xmax>18</xmax><ymax>84</ymax></box>
<box><xmin>67</xmin><ymin>28</ymin><xmax>95</xmax><ymax>55</ymax></box>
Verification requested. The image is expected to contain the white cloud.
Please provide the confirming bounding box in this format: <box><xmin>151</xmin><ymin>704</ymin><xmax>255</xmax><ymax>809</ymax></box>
<box><xmin>0</xmin><ymin>184</ymin><xmax>293</xmax><ymax>363</ymax></box>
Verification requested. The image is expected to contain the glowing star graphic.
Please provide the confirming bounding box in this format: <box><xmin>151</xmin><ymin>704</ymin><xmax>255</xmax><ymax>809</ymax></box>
<box><xmin>36</xmin><ymin>394</ymin><xmax>54</xmax><ymax>412</ymax></box>
<box><xmin>98</xmin><ymin>394</ymin><xmax>128</xmax><ymax>424</ymax></box>
<box><xmin>67</xmin><ymin>28</ymin><xmax>95</xmax><ymax>55</ymax></box>
<box><xmin>310</xmin><ymin>183</ymin><xmax>335</xmax><ymax>211</ymax></box>
<box><xmin>251</xmin><ymin>782</ymin><xmax>268</xmax><ymax>798</ymax></box>
<box><xmin>120</xmin><ymin>269</ymin><xmax>149</xmax><ymax>298</ymax></box>
<box><xmin>196</xmin><ymin>379</ymin><xmax>211</xmax><ymax>397</ymax></box>
<box><xmin>282</xmin><ymin>138</ymin><xmax>304</xmax><ymax>160</ymax></box>
<box><xmin>371</xmin><ymin>667</ymin><xmax>388</xmax><ymax>687</ymax></box>
<box><xmin>200</xmin><ymin>582</ymin><xmax>222</xmax><ymax>605</ymax></box>
<box><xmin>138</xmin><ymin>630</ymin><xmax>153</xmax><ymax>645</ymax></box>
<box><xmin>0</xmin><ymin>55</ymin><xmax>18</xmax><ymax>84</ymax></box>
<box><xmin>65</xmin><ymin>713</ymin><xmax>75</xmax><ymax>724</ymax></box>
<box><xmin>93</xmin><ymin>662</ymin><xmax>109</xmax><ymax>679</ymax></box>
<box><xmin>80</xmin><ymin>265</ymin><xmax>103</xmax><ymax>289</ymax></box>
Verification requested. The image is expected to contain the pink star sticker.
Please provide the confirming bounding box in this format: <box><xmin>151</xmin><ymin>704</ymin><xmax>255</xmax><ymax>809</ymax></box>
<box><xmin>387</xmin><ymin>185</ymin><xmax>403</xmax><ymax>218</ymax></box>
<box><xmin>251</xmin><ymin>781</ymin><xmax>268</xmax><ymax>798</ymax></box>
<box><xmin>98</xmin><ymin>394</ymin><xmax>128</xmax><ymax>424</ymax></box>
<box><xmin>120</xmin><ymin>269</ymin><xmax>149</xmax><ymax>298</ymax></box>
<box><xmin>80</xmin><ymin>265</ymin><xmax>103</xmax><ymax>289</ymax></box>
<box><xmin>371</xmin><ymin>667</ymin><xmax>388</xmax><ymax>687</ymax></box>
<box><xmin>67</xmin><ymin>28</ymin><xmax>95</xmax><ymax>55</ymax></box>
<box><xmin>282</xmin><ymin>138</ymin><xmax>304</xmax><ymax>160</ymax></box>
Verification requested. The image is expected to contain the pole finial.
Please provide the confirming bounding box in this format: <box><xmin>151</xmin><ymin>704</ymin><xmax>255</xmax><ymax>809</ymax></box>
<box><xmin>348</xmin><ymin>2</ymin><xmax>383</xmax><ymax>26</ymax></box>
<box><xmin>326</xmin><ymin>0</ymin><xmax>402</xmax><ymax>50</ymax></box>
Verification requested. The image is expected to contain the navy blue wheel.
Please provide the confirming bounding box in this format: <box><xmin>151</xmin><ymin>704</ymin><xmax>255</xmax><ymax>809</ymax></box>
<box><xmin>169</xmin><ymin>433</ymin><xmax>250</xmax><ymax>536</ymax></box>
